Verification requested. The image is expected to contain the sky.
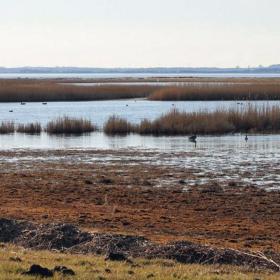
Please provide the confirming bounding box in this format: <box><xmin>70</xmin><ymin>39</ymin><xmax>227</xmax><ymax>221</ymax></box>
<box><xmin>0</xmin><ymin>0</ymin><xmax>279</xmax><ymax>68</ymax></box>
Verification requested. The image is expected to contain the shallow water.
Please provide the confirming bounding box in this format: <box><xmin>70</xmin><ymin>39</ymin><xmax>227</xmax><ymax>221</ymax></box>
<box><xmin>0</xmin><ymin>133</ymin><xmax>279</xmax><ymax>190</ymax></box>
<box><xmin>1</xmin><ymin>99</ymin><xmax>280</xmax><ymax>126</ymax></box>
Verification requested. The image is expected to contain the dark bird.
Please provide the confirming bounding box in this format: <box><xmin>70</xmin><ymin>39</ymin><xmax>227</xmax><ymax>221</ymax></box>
<box><xmin>189</xmin><ymin>135</ymin><xmax>197</xmax><ymax>147</ymax></box>
<box><xmin>42</xmin><ymin>102</ymin><xmax>47</xmax><ymax>105</ymax></box>
<box><xmin>9</xmin><ymin>110</ymin><xmax>13</xmax><ymax>113</ymax></box>
<box><xmin>20</xmin><ymin>102</ymin><xmax>26</xmax><ymax>105</ymax></box>
<box><xmin>189</xmin><ymin>135</ymin><xmax>197</xmax><ymax>142</ymax></box>
<box><xmin>245</xmin><ymin>134</ymin><xmax>248</xmax><ymax>142</ymax></box>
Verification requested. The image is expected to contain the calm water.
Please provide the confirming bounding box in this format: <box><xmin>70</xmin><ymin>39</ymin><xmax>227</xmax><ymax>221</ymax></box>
<box><xmin>1</xmin><ymin>99</ymin><xmax>280</xmax><ymax>126</ymax></box>
<box><xmin>1</xmin><ymin>73</ymin><xmax>280</xmax><ymax>79</ymax></box>
<box><xmin>1</xmin><ymin>133</ymin><xmax>279</xmax><ymax>190</ymax></box>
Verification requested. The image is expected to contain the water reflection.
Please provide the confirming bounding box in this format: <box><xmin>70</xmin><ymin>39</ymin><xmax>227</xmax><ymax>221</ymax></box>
<box><xmin>0</xmin><ymin>132</ymin><xmax>280</xmax><ymax>152</ymax></box>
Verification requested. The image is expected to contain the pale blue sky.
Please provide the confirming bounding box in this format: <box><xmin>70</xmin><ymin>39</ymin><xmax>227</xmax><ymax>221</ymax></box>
<box><xmin>0</xmin><ymin>0</ymin><xmax>279</xmax><ymax>67</ymax></box>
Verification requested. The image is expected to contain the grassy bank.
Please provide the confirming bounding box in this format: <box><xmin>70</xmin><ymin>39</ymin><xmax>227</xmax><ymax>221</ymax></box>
<box><xmin>104</xmin><ymin>106</ymin><xmax>280</xmax><ymax>135</ymax></box>
<box><xmin>0</xmin><ymin>244</ymin><xmax>279</xmax><ymax>280</ymax></box>
<box><xmin>149</xmin><ymin>84</ymin><xmax>280</xmax><ymax>101</ymax></box>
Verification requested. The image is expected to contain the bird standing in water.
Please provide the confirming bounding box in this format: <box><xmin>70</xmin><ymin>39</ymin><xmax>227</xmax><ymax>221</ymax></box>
<box><xmin>245</xmin><ymin>134</ymin><xmax>248</xmax><ymax>142</ymax></box>
<box><xmin>189</xmin><ymin>135</ymin><xmax>197</xmax><ymax>147</ymax></box>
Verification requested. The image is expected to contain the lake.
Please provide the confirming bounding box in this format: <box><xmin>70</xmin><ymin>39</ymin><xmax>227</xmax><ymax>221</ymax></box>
<box><xmin>1</xmin><ymin>72</ymin><xmax>280</xmax><ymax>79</ymax></box>
<box><xmin>1</xmin><ymin>99</ymin><xmax>280</xmax><ymax>126</ymax></box>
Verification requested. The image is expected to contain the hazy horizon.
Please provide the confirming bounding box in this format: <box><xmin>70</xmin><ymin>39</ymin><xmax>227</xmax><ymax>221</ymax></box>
<box><xmin>1</xmin><ymin>0</ymin><xmax>279</xmax><ymax>68</ymax></box>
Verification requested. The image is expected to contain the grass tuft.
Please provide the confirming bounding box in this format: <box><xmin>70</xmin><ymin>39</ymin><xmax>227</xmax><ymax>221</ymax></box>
<box><xmin>104</xmin><ymin>116</ymin><xmax>134</xmax><ymax>135</ymax></box>
<box><xmin>0</xmin><ymin>121</ymin><xmax>15</xmax><ymax>134</ymax></box>
<box><xmin>46</xmin><ymin>117</ymin><xmax>96</xmax><ymax>135</ymax></box>
<box><xmin>17</xmin><ymin>123</ymin><xmax>42</xmax><ymax>134</ymax></box>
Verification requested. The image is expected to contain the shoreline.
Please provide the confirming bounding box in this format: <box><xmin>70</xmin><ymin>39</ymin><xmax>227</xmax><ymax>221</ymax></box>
<box><xmin>0</xmin><ymin>149</ymin><xmax>279</xmax><ymax>252</ymax></box>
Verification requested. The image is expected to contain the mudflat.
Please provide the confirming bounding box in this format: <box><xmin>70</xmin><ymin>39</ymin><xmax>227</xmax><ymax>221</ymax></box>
<box><xmin>0</xmin><ymin>149</ymin><xmax>279</xmax><ymax>253</ymax></box>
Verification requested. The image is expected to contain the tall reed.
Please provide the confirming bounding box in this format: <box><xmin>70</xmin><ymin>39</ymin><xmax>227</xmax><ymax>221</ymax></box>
<box><xmin>17</xmin><ymin>123</ymin><xmax>42</xmax><ymax>134</ymax></box>
<box><xmin>0</xmin><ymin>79</ymin><xmax>157</xmax><ymax>102</ymax></box>
<box><xmin>46</xmin><ymin>117</ymin><xmax>96</xmax><ymax>134</ymax></box>
<box><xmin>103</xmin><ymin>106</ymin><xmax>280</xmax><ymax>135</ymax></box>
<box><xmin>103</xmin><ymin>116</ymin><xmax>133</xmax><ymax>135</ymax></box>
<box><xmin>149</xmin><ymin>84</ymin><xmax>280</xmax><ymax>101</ymax></box>
<box><xmin>0</xmin><ymin>121</ymin><xmax>15</xmax><ymax>134</ymax></box>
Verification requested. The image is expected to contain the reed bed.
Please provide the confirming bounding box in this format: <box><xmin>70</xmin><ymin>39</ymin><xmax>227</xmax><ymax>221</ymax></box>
<box><xmin>149</xmin><ymin>84</ymin><xmax>280</xmax><ymax>101</ymax></box>
<box><xmin>2</xmin><ymin>78</ymin><xmax>280</xmax><ymax>102</ymax></box>
<box><xmin>103</xmin><ymin>106</ymin><xmax>280</xmax><ymax>135</ymax></box>
<box><xmin>0</xmin><ymin>121</ymin><xmax>15</xmax><ymax>134</ymax></box>
<box><xmin>103</xmin><ymin>115</ymin><xmax>133</xmax><ymax>135</ymax></box>
<box><xmin>0</xmin><ymin>79</ymin><xmax>156</xmax><ymax>102</ymax></box>
<box><xmin>46</xmin><ymin>116</ymin><xmax>96</xmax><ymax>134</ymax></box>
<box><xmin>17</xmin><ymin>122</ymin><xmax>42</xmax><ymax>134</ymax></box>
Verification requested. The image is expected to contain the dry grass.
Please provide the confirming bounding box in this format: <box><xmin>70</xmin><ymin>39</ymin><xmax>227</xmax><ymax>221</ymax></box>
<box><xmin>0</xmin><ymin>122</ymin><xmax>15</xmax><ymax>134</ymax></box>
<box><xmin>46</xmin><ymin>117</ymin><xmax>96</xmax><ymax>134</ymax></box>
<box><xmin>150</xmin><ymin>84</ymin><xmax>280</xmax><ymax>101</ymax></box>
<box><xmin>0</xmin><ymin>244</ymin><xmax>279</xmax><ymax>280</ymax></box>
<box><xmin>0</xmin><ymin>79</ymin><xmax>157</xmax><ymax>102</ymax></box>
<box><xmin>17</xmin><ymin>123</ymin><xmax>42</xmax><ymax>134</ymax></box>
<box><xmin>103</xmin><ymin>106</ymin><xmax>280</xmax><ymax>135</ymax></box>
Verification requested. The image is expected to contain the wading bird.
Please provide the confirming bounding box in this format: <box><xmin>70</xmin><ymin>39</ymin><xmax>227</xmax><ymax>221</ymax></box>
<box><xmin>189</xmin><ymin>135</ymin><xmax>197</xmax><ymax>147</ymax></box>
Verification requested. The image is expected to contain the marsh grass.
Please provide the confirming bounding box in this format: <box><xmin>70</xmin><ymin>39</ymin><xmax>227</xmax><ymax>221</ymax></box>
<box><xmin>0</xmin><ymin>244</ymin><xmax>279</xmax><ymax>280</ymax></box>
<box><xmin>104</xmin><ymin>115</ymin><xmax>134</xmax><ymax>135</ymax></box>
<box><xmin>17</xmin><ymin>122</ymin><xmax>42</xmax><ymax>134</ymax></box>
<box><xmin>0</xmin><ymin>79</ymin><xmax>157</xmax><ymax>102</ymax></box>
<box><xmin>0</xmin><ymin>122</ymin><xmax>15</xmax><ymax>134</ymax></box>
<box><xmin>46</xmin><ymin>117</ymin><xmax>97</xmax><ymax>134</ymax></box>
<box><xmin>149</xmin><ymin>84</ymin><xmax>280</xmax><ymax>101</ymax></box>
<box><xmin>103</xmin><ymin>106</ymin><xmax>280</xmax><ymax>135</ymax></box>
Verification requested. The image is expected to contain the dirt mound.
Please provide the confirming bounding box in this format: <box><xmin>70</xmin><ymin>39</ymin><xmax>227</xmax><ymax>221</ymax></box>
<box><xmin>0</xmin><ymin>218</ymin><xmax>35</xmax><ymax>243</ymax></box>
<box><xmin>16</xmin><ymin>223</ymin><xmax>92</xmax><ymax>250</ymax></box>
<box><xmin>1</xmin><ymin>218</ymin><xmax>279</xmax><ymax>271</ymax></box>
<box><xmin>143</xmin><ymin>241</ymin><xmax>280</xmax><ymax>271</ymax></box>
<box><xmin>69</xmin><ymin>233</ymin><xmax>150</xmax><ymax>256</ymax></box>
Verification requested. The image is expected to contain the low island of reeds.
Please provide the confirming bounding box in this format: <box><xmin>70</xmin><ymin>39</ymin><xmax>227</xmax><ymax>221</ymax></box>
<box><xmin>45</xmin><ymin>116</ymin><xmax>96</xmax><ymax>134</ymax></box>
<box><xmin>0</xmin><ymin>117</ymin><xmax>96</xmax><ymax>135</ymax></box>
<box><xmin>149</xmin><ymin>83</ymin><xmax>280</xmax><ymax>101</ymax></box>
<box><xmin>1</xmin><ymin>105</ymin><xmax>280</xmax><ymax>136</ymax></box>
<box><xmin>2</xmin><ymin>78</ymin><xmax>280</xmax><ymax>102</ymax></box>
<box><xmin>104</xmin><ymin>106</ymin><xmax>280</xmax><ymax>135</ymax></box>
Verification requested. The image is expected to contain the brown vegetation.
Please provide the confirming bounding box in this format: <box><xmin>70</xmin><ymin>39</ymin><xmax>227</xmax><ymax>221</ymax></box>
<box><xmin>103</xmin><ymin>106</ymin><xmax>280</xmax><ymax>135</ymax></box>
<box><xmin>1</xmin><ymin>78</ymin><xmax>280</xmax><ymax>102</ymax></box>
<box><xmin>46</xmin><ymin>116</ymin><xmax>96</xmax><ymax>134</ymax></box>
<box><xmin>0</xmin><ymin>121</ymin><xmax>15</xmax><ymax>134</ymax></box>
<box><xmin>149</xmin><ymin>84</ymin><xmax>280</xmax><ymax>101</ymax></box>
<box><xmin>17</xmin><ymin>122</ymin><xmax>42</xmax><ymax>134</ymax></box>
<box><xmin>0</xmin><ymin>79</ymin><xmax>157</xmax><ymax>102</ymax></box>
<box><xmin>103</xmin><ymin>115</ymin><xmax>133</xmax><ymax>135</ymax></box>
<box><xmin>0</xmin><ymin>149</ymin><xmax>279</xmax><ymax>252</ymax></box>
